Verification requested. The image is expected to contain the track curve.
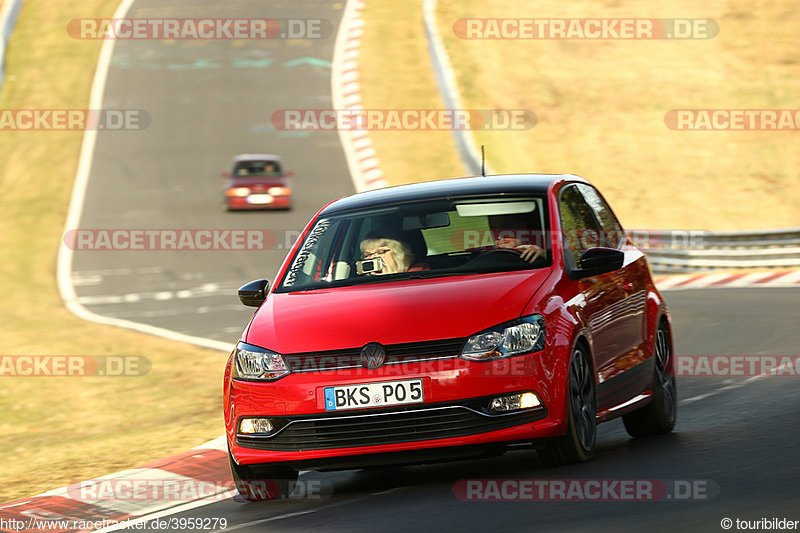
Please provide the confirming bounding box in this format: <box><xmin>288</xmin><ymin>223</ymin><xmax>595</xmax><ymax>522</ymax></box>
<box><xmin>60</xmin><ymin>0</ymin><xmax>800</xmax><ymax>531</ymax></box>
<box><xmin>68</xmin><ymin>0</ymin><xmax>353</xmax><ymax>345</ymax></box>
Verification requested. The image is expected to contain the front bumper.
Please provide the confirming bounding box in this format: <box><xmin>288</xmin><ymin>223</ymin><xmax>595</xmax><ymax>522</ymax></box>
<box><xmin>237</xmin><ymin>394</ymin><xmax>548</xmax><ymax>451</ymax></box>
<box><xmin>226</xmin><ymin>352</ymin><xmax>567</xmax><ymax>468</ymax></box>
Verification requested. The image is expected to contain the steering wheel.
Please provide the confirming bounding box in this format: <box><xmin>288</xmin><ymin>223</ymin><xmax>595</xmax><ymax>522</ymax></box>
<box><xmin>479</xmin><ymin>248</ymin><xmax>524</xmax><ymax>257</ymax></box>
<box><xmin>479</xmin><ymin>247</ymin><xmax>546</xmax><ymax>265</ymax></box>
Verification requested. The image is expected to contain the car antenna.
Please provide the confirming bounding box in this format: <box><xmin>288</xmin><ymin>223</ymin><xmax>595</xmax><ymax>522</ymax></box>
<box><xmin>481</xmin><ymin>145</ymin><xmax>486</xmax><ymax>177</ymax></box>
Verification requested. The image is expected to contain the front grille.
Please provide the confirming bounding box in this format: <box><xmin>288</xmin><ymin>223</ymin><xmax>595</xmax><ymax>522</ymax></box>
<box><xmin>284</xmin><ymin>338</ymin><xmax>466</xmax><ymax>372</ymax></box>
<box><xmin>237</xmin><ymin>403</ymin><xmax>546</xmax><ymax>451</ymax></box>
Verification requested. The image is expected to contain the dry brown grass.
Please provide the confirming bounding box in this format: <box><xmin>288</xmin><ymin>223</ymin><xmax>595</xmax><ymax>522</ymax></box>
<box><xmin>362</xmin><ymin>0</ymin><xmax>800</xmax><ymax>231</ymax></box>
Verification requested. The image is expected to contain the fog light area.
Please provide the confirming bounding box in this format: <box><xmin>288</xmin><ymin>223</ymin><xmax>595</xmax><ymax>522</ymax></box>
<box><xmin>239</xmin><ymin>417</ymin><xmax>274</xmax><ymax>434</ymax></box>
<box><xmin>489</xmin><ymin>392</ymin><xmax>542</xmax><ymax>413</ymax></box>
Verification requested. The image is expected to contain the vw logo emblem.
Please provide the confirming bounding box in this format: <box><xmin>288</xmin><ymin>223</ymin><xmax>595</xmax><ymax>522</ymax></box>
<box><xmin>361</xmin><ymin>342</ymin><xmax>386</xmax><ymax>369</ymax></box>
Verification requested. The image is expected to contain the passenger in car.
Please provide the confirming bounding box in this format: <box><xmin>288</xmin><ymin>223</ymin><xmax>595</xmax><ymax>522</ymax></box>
<box><xmin>488</xmin><ymin>214</ymin><xmax>546</xmax><ymax>264</ymax></box>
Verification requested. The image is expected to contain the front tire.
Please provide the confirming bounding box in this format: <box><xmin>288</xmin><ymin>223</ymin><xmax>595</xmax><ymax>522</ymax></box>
<box><xmin>537</xmin><ymin>345</ymin><xmax>596</xmax><ymax>466</ymax></box>
<box><xmin>622</xmin><ymin>322</ymin><xmax>677</xmax><ymax>437</ymax></box>
<box><xmin>229</xmin><ymin>451</ymin><xmax>298</xmax><ymax>502</ymax></box>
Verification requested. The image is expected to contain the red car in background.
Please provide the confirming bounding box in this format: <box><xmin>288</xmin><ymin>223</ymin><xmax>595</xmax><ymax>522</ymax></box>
<box><xmin>223</xmin><ymin>154</ymin><xmax>293</xmax><ymax>211</ymax></box>
<box><xmin>224</xmin><ymin>174</ymin><xmax>677</xmax><ymax>500</ymax></box>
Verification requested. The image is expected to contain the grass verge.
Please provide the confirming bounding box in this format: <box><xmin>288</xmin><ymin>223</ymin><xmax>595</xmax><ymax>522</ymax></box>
<box><xmin>0</xmin><ymin>0</ymin><xmax>224</xmax><ymax>502</ymax></box>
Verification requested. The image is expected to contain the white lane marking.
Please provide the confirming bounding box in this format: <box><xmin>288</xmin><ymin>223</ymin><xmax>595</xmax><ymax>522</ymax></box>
<box><xmin>75</xmin><ymin>284</ymin><xmax>231</xmax><ymax>306</ymax></box>
<box><xmin>72</xmin><ymin>266</ymin><xmax>164</xmax><ymax>277</ymax></box>
<box><xmin>219</xmin><ymin>510</ymin><xmax>317</xmax><ymax>532</ymax></box>
<box><xmin>95</xmin><ymin>489</ymin><xmax>238</xmax><ymax>532</ymax></box>
<box><xmin>71</xmin><ymin>274</ymin><xmax>102</xmax><ymax>286</ymax></box>
<box><xmin>679</xmin><ymin>358</ymin><xmax>795</xmax><ymax>404</ymax></box>
<box><xmin>193</xmin><ymin>435</ymin><xmax>228</xmax><ymax>451</ymax></box>
<box><xmin>371</xmin><ymin>487</ymin><xmax>408</xmax><ymax>496</ymax></box>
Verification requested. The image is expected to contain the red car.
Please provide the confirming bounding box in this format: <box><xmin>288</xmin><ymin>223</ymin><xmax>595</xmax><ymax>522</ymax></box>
<box><xmin>223</xmin><ymin>154</ymin><xmax>293</xmax><ymax>210</ymax></box>
<box><xmin>224</xmin><ymin>174</ymin><xmax>676</xmax><ymax>500</ymax></box>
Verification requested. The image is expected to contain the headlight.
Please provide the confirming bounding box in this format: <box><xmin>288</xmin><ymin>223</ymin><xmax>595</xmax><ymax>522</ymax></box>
<box><xmin>461</xmin><ymin>315</ymin><xmax>545</xmax><ymax>361</ymax></box>
<box><xmin>226</xmin><ymin>187</ymin><xmax>251</xmax><ymax>197</ymax></box>
<box><xmin>232</xmin><ymin>342</ymin><xmax>290</xmax><ymax>381</ymax></box>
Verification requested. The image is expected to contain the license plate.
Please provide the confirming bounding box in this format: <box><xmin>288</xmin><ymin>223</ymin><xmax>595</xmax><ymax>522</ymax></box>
<box><xmin>324</xmin><ymin>379</ymin><xmax>423</xmax><ymax>411</ymax></box>
<box><xmin>247</xmin><ymin>194</ymin><xmax>274</xmax><ymax>204</ymax></box>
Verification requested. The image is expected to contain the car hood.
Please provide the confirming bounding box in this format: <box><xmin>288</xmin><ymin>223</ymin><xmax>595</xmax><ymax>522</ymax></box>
<box><xmin>245</xmin><ymin>269</ymin><xmax>551</xmax><ymax>354</ymax></box>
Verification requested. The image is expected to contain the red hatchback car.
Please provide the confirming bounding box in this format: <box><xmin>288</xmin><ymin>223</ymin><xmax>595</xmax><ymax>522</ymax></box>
<box><xmin>223</xmin><ymin>154</ymin><xmax>293</xmax><ymax>211</ymax></box>
<box><xmin>224</xmin><ymin>174</ymin><xmax>676</xmax><ymax>500</ymax></box>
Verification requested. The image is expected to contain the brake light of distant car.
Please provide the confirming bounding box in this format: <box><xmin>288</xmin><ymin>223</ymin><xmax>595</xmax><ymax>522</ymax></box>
<box><xmin>461</xmin><ymin>315</ymin><xmax>545</xmax><ymax>361</ymax></box>
<box><xmin>227</xmin><ymin>187</ymin><xmax>251</xmax><ymax>197</ymax></box>
<box><xmin>267</xmin><ymin>186</ymin><xmax>291</xmax><ymax>196</ymax></box>
<box><xmin>232</xmin><ymin>342</ymin><xmax>290</xmax><ymax>381</ymax></box>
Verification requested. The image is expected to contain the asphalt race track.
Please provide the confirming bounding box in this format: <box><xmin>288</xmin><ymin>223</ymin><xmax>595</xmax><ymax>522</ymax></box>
<box><xmin>71</xmin><ymin>0</ymin><xmax>353</xmax><ymax>343</ymax></box>
<box><xmin>132</xmin><ymin>288</ymin><xmax>799</xmax><ymax>533</ymax></box>
<box><xmin>66</xmin><ymin>0</ymin><xmax>800</xmax><ymax>531</ymax></box>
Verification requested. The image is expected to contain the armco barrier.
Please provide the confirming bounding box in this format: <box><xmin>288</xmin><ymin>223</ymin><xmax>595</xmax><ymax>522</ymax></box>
<box><xmin>422</xmin><ymin>0</ymin><xmax>490</xmax><ymax>176</ymax></box>
<box><xmin>642</xmin><ymin>228</ymin><xmax>800</xmax><ymax>273</ymax></box>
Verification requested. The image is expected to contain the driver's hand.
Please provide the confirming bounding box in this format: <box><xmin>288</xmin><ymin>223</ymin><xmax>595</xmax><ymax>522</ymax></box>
<box><xmin>516</xmin><ymin>244</ymin><xmax>544</xmax><ymax>263</ymax></box>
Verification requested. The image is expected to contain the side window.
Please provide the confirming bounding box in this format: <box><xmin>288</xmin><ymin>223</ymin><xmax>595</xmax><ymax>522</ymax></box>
<box><xmin>559</xmin><ymin>184</ymin><xmax>603</xmax><ymax>268</ymax></box>
<box><xmin>577</xmin><ymin>184</ymin><xmax>624</xmax><ymax>249</ymax></box>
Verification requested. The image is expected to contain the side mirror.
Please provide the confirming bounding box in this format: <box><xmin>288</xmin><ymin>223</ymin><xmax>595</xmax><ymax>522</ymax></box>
<box><xmin>283</xmin><ymin>170</ymin><xmax>295</xmax><ymax>178</ymax></box>
<box><xmin>572</xmin><ymin>247</ymin><xmax>624</xmax><ymax>279</ymax></box>
<box><xmin>221</xmin><ymin>172</ymin><xmax>231</xmax><ymax>178</ymax></box>
<box><xmin>238</xmin><ymin>279</ymin><xmax>269</xmax><ymax>307</ymax></box>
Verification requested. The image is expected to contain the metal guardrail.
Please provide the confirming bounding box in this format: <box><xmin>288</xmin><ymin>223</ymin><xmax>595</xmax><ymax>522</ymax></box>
<box><xmin>640</xmin><ymin>228</ymin><xmax>800</xmax><ymax>273</ymax></box>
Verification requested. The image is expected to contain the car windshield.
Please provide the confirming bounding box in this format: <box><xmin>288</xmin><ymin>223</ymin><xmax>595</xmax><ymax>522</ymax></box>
<box><xmin>276</xmin><ymin>195</ymin><xmax>550</xmax><ymax>292</ymax></box>
<box><xmin>234</xmin><ymin>160</ymin><xmax>282</xmax><ymax>177</ymax></box>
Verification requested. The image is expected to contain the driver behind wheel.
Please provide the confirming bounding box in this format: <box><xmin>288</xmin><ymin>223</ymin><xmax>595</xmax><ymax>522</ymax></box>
<box><xmin>488</xmin><ymin>214</ymin><xmax>545</xmax><ymax>263</ymax></box>
<box><xmin>359</xmin><ymin>235</ymin><xmax>429</xmax><ymax>275</ymax></box>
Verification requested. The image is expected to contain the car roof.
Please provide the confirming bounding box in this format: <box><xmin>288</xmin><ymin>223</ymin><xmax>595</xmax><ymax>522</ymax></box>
<box><xmin>232</xmin><ymin>154</ymin><xmax>280</xmax><ymax>162</ymax></box>
<box><xmin>320</xmin><ymin>174</ymin><xmax>587</xmax><ymax>214</ymax></box>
